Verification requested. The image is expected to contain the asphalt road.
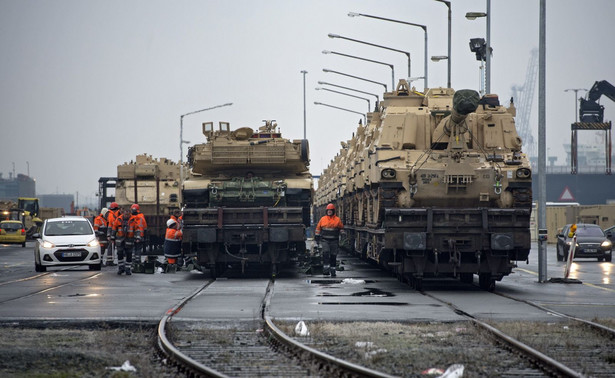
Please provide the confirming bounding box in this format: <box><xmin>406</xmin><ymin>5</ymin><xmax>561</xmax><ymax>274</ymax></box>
<box><xmin>0</xmin><ymin>241</ymin><xmax>613</xmax><ymax>323</ymax></box>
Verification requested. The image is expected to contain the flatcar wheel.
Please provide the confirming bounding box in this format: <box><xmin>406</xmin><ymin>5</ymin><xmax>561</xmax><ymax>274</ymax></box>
<box><xmin>479</xmin><ymin>273</ymin><xmax>495</xmax><ymax>292</ymax></box>
<box><xmin>460</xmin><ymin>273</ymin><xmax>473</xmax><ymax>284</ymax></box>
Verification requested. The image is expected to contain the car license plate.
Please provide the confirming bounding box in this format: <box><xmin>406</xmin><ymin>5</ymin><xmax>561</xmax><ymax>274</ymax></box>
<box><xmin>62</xmin><ymin>252</ymin><xmax>82</xmax><ymax>257</ymax></box>
<box><xmin>583</xmin><ymin>248</ymin><xmax>596</xmax><ymax>253</ymax></box>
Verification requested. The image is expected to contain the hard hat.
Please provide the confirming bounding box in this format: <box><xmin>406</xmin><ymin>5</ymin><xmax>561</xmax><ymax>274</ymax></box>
<box><xmin>131</xmin><ymin>204</ymin><xmax>140</xmax><ymax>211</ymax></box>
<box><xmin>110</xmin><ymin>202</ymin><xmax>119</xmax><ymax>210</ymax></box>
<box><xmin>326</xmin><ymin>203</ymin><xmax>335</xmax><ymax>211</ymax></box>
<box><xmin>166</xmin><ymin>219</ymin><xmax>177</xmax><ymax>228</ymax></box>
<box><xmin>101</xmin><ymin>208</ymin><xmax>109</xmax><ymax>216</ymax></box>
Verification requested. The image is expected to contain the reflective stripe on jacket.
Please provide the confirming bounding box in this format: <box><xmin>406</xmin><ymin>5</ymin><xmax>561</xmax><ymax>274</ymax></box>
<box><xmin>315</xmin><ymin>215</ymin><xmax>344</xmax><ymax>239</ymax></box>
<box><xmin>164</xmin><ymin>228</ymin><xmax>182</xmax><ymax>258</ymax></box>
<box><xmin>94</xmin><ymin>215</ymin><xmax>107</xmax><ymax>231</ymax></box>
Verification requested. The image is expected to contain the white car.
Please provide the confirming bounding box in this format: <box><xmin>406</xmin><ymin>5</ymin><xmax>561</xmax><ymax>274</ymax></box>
<box><xmin>34</xmin><ymin>216</ymin><xmax>101</xmax><ymax>272</ymax></box>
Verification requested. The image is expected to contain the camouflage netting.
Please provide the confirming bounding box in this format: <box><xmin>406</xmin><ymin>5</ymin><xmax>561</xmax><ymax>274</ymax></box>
<box><xmin>453</xmin><ymin>89</ymin><xmax>480</xmax><ymax>115</ymax></box>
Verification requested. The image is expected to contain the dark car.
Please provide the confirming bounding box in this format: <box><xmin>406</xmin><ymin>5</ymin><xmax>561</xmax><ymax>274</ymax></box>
<box><xmin>604</xmin><ymin>225</ymin><xmax>615</xmax><ymax>244</ymax></box>
<box><xmin>556</xmin><ymin>223</ymin><xmax>612</xmax><ymax>262</ymax></box>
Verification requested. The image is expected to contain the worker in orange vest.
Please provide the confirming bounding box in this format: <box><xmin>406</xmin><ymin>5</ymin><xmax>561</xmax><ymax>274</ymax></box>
<box><xmin>93</xmin><ymin>208</ymin><xmax>110</xmax><ymax>265</ymax></box>
<box><xmin>315</xmin><ymin>203</ymin><xmax>344</xmax><ymax>277</ymax></box>
<box><xmin>163</xmin><ymin>218</ymin><xmax>183</xmax><ymax>273</ymax></box>
<box><xmin>105</xmin><ymin>202</ymin><xmax>121</xmax><ymax>266</ymax></box>
<box><xmin>130</xmin><ymin>204</ymin><xmax>147</xmax><ymax>262</ymax></box>
<box><xmin>110</xmin><ymin>208</ymin><xmax>142</xmax><ymax>276</ymax></box>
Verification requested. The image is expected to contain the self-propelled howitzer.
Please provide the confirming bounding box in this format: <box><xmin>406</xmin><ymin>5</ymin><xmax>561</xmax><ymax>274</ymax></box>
<box><xmin>182</xmin><ymin>120</ymin><xmax>312</xmax><ymax>277</ymax></box>
<box><xmin>314</xmin><ymin>80</ymin><xmax>532</xmax><ymax>290</ymax></box>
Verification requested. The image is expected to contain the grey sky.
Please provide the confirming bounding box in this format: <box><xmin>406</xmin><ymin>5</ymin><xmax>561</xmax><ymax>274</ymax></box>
<box><xmin>1</xmin><ymin>0</ymin><xmax>613</xmax><ymax>207</ymax></box>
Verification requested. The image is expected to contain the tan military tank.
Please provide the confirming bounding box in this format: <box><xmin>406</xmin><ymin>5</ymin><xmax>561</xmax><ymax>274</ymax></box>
<box><xmin>314</xmin><ymin>80</ymin><xmax>532</xmax><ymax>291</ymax></box>
<box><xmin>182</xmin><ymin>120</ymin><xmax>313</xmax><ymax>277</ymax></box>
<box><xmin>115</xmin><ymin>154</ymin><xmax>186</xmax><ymax>248</ymax></box>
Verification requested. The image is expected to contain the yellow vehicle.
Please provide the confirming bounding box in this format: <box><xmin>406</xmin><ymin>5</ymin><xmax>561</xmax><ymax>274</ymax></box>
<box><xmin>17</xmin><ymin>198</ymin><xmax>43</xmax><ymax>237</ymax></box>
<box><xmin>0</xmin><ymin>220</ymin><xmax>26</xmax><ymax>247</ymax></box>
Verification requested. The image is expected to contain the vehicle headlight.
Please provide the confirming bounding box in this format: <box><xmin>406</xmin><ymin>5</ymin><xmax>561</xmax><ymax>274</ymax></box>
<box><xmin>601</xmin><ymin>240</ymin><xmax>612</xmax><ymax>248</ymax></box>
<box><xmin>381</xmin><ymin>168</ymin><xmax>396</xmax><ymax>179</ymax></box>
<box><xmin>87</xmin><ymin>239</ymin><xmax>100</xmax><ymax>248</ymax></box>
<box><xmin>42</xmin><ymin>240</ymin><xmax>55</xmax><ymax>249</ymax></box>
<box><xmin>515</xmin><ymin>167</ymin><xmax>532</xmax><ymax>179</ymax></box>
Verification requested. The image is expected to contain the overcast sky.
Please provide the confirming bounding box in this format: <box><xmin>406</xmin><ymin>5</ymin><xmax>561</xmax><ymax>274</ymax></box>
<box><xmin>1</xmin><ymin>0</ymin><xmax>613</xmax><ymax>207</ymax></box>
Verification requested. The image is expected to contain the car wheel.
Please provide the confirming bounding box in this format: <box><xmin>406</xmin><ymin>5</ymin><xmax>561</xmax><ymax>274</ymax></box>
<box><xmin>598</xmin><ymin>257</ymin><xmax>605</xmax><ymax>262</ymax></box>
<box><xmin>606</xmin><ymin>254</ymin><xmax>612</xmax><ymax>262</ymax></box>
<box><xmin>89</xmin><ymin>263</ymin><xmax>102</xmax><ymax>271</ymax></box>
<box><xmin>35</xmin><ymin>262</ymin><xmax>46</xmax><ymax>272</ymax></box>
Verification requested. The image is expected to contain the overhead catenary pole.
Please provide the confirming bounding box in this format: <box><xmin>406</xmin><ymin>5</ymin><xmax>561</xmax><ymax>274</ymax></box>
<box><xmin>314</xmin><ymin>101</ymin><xmax>366</xmax><ymax>125</ymax></box>
<box><xmin>301</xmin><ymin>70</ymin><xmax>308</xmax><ymax>139</ymax></box>
<box><xmin>435</xmin><ymin>0</ymin><xmax>452</xmax><ymax>87</ymax></box>
<box><xmin>538</xmin><ymin>0</ymin><xmax>547</xmax><ymax>283</ymax></box>
<box><xmin>316</xmin><ymin>87</ymin><xmax>371</xmax><ymax>112</ymax></box>
<box><xmin>323</xmin><ymin>50</ymin><xmax>395</xmax><ymax>90</ymax></box>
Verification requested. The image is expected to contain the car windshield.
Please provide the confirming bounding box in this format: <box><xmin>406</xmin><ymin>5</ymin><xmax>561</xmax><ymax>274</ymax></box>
<box><xmin>576</xmin><ymin>226</ymin><xmax>604</xmax><ymax>237</ymax></box>
<box><xmin>44</xmin><ymin>220</ymin><xmax>93</xmax><ymax>236</ymax></box>
<box><xmin>1</xmin><ymin>223</ymin><xmax>22</xmax><ymax>231</ymax></box>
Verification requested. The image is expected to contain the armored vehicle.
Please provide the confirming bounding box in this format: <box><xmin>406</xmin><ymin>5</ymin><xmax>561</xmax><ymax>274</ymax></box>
<box><xmin>115</xmin><ymin>154</ymin><xmax>186</xmax><ymax>248</ymax></box>
<box><xmin>314</xmin><ymin>80</ymin><xmax>532</xmax><ymax>291</ymax></box>
<box><xmin>182</xmin><ymin>120</ymin><xmax>312</xmax><ymax>277</ymax></box>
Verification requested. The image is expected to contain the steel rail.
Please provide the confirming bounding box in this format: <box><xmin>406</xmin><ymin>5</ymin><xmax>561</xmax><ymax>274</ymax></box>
<box><xmin>423</xmin><ymin>291</ymin><xmax>584</xmax><ymax>378</ymax></box>
<box><xmin>262</xmin><ymin>281</ymin><xmax>397</xmax><ymax>378</ymax></box>
<box><xmin>156</xmin><ymin>279</ymin><xmax>226</xmax><ymax>377</ymax></box>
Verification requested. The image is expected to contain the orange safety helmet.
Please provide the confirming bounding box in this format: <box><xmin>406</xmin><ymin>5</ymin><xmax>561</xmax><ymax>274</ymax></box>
<box><xmin>326</xmin><ymin>203</ymin><xmax>335</xmax><ymax>211</ymax></box>
<box><xmin>131</xmin><ymin>204</ymin><xmax>140</xmax><ymax>213</ymax></box>
<box><xmin>110</xmin><ymin>202</ymin><xmax>119</xmax><ymax>210</ymax></box>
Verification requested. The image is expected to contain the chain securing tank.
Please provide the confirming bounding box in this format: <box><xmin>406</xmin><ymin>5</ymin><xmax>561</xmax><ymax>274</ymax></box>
<box><xmin>182</xmin><ymin>120</ymin><xmax>312</xmax><ymax>278</ymax></box>
<box><xmin>314</xmin><ymin>80</ymin><xmax>532</xmax><ymax>291</ymax></box>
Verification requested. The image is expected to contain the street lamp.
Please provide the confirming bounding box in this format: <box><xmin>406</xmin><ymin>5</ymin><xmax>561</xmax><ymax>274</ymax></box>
<box><xmin>322</xmin><ymin>68</ymin><xmax>387</xmax><ymax>92</ymax></box>
<box><xmin>434</xmin><ymin>0</ymin><xmax>452</xmax><ymax>88</ymax></box>
<box><xmin>466</xmin><ymin>0</ymin><xmax>491</xmax><ymax>93</ymax></box>
<box><xmin>323</xmin><ymin>50</ymin><xmax>395</xmax><ymax>89</ymax></box>
<box><xmin>318</xmin><ymin>81</ymin><xmax>380</xmax><ymax>106</ymax></box>
<box><xmin>179</xmin><ymin>103</ymin><xmax>233</xmax><ymax>187</ymax></box>
<box><xmin>348</xmin><ymin>12</ymin><xmax>428</xmax><ymax>89</ymax></box>
<box><xmin>316</xmin><ymin>87</ymin><xmax>371</xmax><ymax>112</ymax></box>
<box><xmin>314</xmin><ymin>101</ymin><xmax>366</xmax><ymax>125</ymax></box>
<box><xmin>564</xmin><ymin>88</ymin><xmax>587</xmax><ymax>123</ymax></box>
<box><xmin>328</xmin><ymin>33</ymin><xmax>411</xmax><ymax>82</ymax></box>
<box><xmin>301</xmin><ymin>70</ymin><xmax>308</xmax><ymax>139</ymax></box>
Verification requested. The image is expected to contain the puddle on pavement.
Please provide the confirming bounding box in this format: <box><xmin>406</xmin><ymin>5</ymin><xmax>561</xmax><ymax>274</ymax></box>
<box><xmin>318</xmin><ymin>302</ymin><xmax>408</xmax><ymax>306</ymax></box>
<box><xmin>317</xmin><ymin>287</ymin><xmax>395</xmax><ymax>297</ymax></box>
<box><xmin>306</xmin><ymin>279</ymin><xmax>377</xmax><ymax>285</ymax></box>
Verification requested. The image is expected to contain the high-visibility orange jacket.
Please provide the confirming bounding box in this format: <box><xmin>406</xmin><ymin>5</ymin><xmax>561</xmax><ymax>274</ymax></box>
<box><xmin>111</xmin><ymin>214</ymin><xmax>143</xmax><ymax>240</ymax></box>
<box><xmin>164</xmin><ymin>227</ymin><xmax>183</xmax><ymax>258</ymax></box>
<box><xmin>107</xmin><ymin>209</ymin><xmax>121</xmax><ymax>237</ymax></box>
<box><xmin>135</xmin><ymin>212</ymin><xmax>147</xmax><ymax>231</ymax></box>
<box><xmin>315</xmin><ymin>214</ymin><xmax>344</xmax><ymax>239</ymax></box>
<box><xmin>94</xmin><ymin>214</ymin><xmax>108</xmax><ymax>231</ymax></box>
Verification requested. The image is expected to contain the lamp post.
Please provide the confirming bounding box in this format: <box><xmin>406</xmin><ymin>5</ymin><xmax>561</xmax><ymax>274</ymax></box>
<box><xmin>314</xmin><ymin>101</ymin><xmax>366</xmax><ymax>125</ymax></box>
<box><xmin>564</xmin><ymin>88</ymin><xmax>587</xmax><ymax>123</ymax></box>
<box><xmin>179</xmin><ymin>102</ymin><xmax>233</xmax><ymax>187</ymax></box>
<box><xmin>466</xmin><ymin>0</ymin><xmax>491</xmax><ymax>93</ymax></box>
<box><xmin>348</xmin><ymin>12</ymin><xmax>427</xmax><ymax>89</ymax></box>
<box><xmin>323</xmin><ymin>50</ymin><xmax>395</xmax><ymax>89</ymax></box>
<box><xmin>316</xmin><ymin>87</ymin><xmax>371</xmax><ymax>112</ymax></box>
<box><xmin>318</xmin><ymin>81</ymin><xmax>380</xmax><ymax>108</ymax></box>
<box><xmin>434</xmin><ymin>0</ymin><xmax>452</xmax><ymax>88</ymax></box>
<box><xmin>328</xmin><ymin>33</ymin><xmax>411</xmax><ymax>83</ymax></box>
<box><xmin>322</xmin><ymin>68</ymin><xmax>387</xmax><ymax>92</ymax></box>
<box><xmin>301</xmin><ymin>70</ymin><xmax>308</xmax><ymax>139</ymax></box>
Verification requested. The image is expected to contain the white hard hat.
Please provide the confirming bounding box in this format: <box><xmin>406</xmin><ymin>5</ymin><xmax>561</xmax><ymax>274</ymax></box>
<box><xmin>166</xmin><ymin>219</ymin><xmax>177</xmax><ymax>227</ymax></box>
<box><xmin>101</xmin><ymin>208</ymin><xmax>109</xmax><ymax>216</ymax></box>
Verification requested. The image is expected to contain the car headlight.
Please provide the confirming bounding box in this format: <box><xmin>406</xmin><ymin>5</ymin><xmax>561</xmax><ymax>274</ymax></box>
<box><xmin>601</xmin><ymin>240</ymin><xmax>612</xmax><ymax>249</ymax></box>
<box><xmin>42</xmin><ymin>240</ymin><xmax>55</xmax><ymax>249</ymax></box>
<box><xmin>87</xmin><ymin>239</ymin><xmax>100</xmax><ymax>248</ymax></box>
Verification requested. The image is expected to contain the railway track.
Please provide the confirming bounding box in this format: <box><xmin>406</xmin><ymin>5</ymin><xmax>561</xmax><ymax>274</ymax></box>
<box><xmin>422</xmin><ymin>289</ymin><xmax>615</xmax><ymax>377</ymax></box>
<box><xmin>0</xmin><ymin>269</ymin><xmax>102</xmax><ymax>305</ymax></box>
<box><xmin>156</xmin><ymin>279</ymin><xmax>395</xmax><ymax>377</ymax></box>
